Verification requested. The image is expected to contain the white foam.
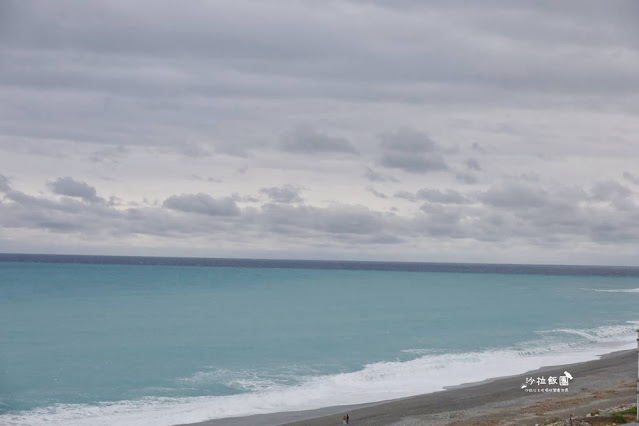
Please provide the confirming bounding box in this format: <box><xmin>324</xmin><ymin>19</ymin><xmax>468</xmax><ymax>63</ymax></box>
<box><xmin>538</xmin><ymin>322</ymin><xmax>639</xmax><ymax>344</ymax></box>
<box><xmin>593</xmin><ymin>288</ymin><xmax>639</xmax><ymax>293</ymax></box>
<box><xmin>3</xmin><ymin>321</ymin><xmax>638</xmax><ymax>426</ymax></box>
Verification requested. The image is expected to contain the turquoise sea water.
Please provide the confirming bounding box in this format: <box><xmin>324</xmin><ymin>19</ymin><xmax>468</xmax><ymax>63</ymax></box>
<box><xmin>0</xmin><ymin>257</ymin><xmax>638</xmax><ymax>425</ymax></box>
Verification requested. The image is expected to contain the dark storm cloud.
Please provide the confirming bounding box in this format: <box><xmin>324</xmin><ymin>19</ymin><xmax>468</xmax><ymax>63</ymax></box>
<box><xmin>378</xmin><ymin>129</ymin><xmax>448</xmax><ymax>173</ymax></box>
<box><xmin>47</xmin><ymin>177</ymin><xmax>101</xmax><ymax>203</ymax></box>
<box><xmin>280</xmin><ymin>125</ymin><xmax>358</xmax><ymax>155</ymax></box>
<box><xmin>260</xmin><ymin>185</ymin><xmax>303</xmax><ymax>203</ymax></box>
<box><xmin>163</xmin><ymin>193</ymin><xmax>240</xmax><ymax>216</ymax></box>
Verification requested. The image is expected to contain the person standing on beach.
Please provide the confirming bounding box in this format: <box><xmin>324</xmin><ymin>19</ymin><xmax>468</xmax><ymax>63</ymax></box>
<box><xmin>342</xmin><ymin>415</ymin><xmax>346</xmax><ymax>424</ymax></box>
<box><xmin>346</xmin><ymin>414</ymin><xmax>349</xmax><ymax>424</ymax></box>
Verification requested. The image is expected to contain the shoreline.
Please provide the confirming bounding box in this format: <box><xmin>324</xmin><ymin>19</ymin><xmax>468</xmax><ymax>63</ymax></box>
<box><xmin>181</xmin><ymin>348</ymin><xmax>637</xmax><ymax>426</ymax></box>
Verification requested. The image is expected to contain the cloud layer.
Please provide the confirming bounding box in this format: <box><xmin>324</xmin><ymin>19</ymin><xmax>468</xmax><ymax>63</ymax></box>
<box><xmin>1</xmin><ymin>1</ymin><xmax>639</xmax><ymax>264</ymax></box>
<box><xmin>2</xmin><ymin>173</ymin><xmax>639</xmax><ymax>263</ymax></box>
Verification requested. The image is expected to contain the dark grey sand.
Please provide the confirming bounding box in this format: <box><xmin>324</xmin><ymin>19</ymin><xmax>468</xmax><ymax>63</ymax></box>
<box><xmin>181</xmin><ymin>349</ymin><xmax>637</xmax><ymax>426</ymax></box>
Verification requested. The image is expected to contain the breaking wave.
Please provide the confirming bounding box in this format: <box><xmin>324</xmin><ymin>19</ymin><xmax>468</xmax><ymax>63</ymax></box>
<box><xmin>2</xmin><ymin>321</ymin><xmax>637</xmax><ymax>426</ymax></box>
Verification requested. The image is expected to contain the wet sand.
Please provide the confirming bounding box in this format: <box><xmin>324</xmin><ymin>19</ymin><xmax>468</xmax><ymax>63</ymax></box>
<box><xmin>181</xmin><ymin>349</ymin><xmax>637</xmax><ymax>426</ymax></box>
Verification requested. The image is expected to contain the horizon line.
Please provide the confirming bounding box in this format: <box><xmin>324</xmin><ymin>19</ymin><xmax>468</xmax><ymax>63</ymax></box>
<box><xmin>2</xmin><ymin>252</ymin><xmax>639</xmax><ymax>271</ymax></box>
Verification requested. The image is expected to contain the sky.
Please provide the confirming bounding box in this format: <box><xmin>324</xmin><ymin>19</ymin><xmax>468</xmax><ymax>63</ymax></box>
<box><xmin>1</xmin><ymin>0</ymin><xmax>639</xmax><ymax>265</ymax></box>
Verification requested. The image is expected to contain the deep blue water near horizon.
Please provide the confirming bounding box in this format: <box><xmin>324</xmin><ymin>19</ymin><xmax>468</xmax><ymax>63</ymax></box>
<box><xmin>1</xmin><ymin>254</ymin><xmax>638</xmax><ymax>425</ymax></box>
<box><xmin>4</xmin><ymin>253</ymin><xmax>639</xmax><ymax>276</ymax></box>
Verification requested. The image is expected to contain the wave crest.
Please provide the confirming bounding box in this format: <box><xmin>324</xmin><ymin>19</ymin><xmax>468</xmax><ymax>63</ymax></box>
<box><xmin>2</xmin><ymin>322</ymin><xmax>637</xmax><ymax>426</ymax></box>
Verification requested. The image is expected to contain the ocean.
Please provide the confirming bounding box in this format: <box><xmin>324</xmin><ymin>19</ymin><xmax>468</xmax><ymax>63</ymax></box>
<box><xmin>1</xmin><ymin>254</ymin><xmax>638</xmax><ymax>425</ymax></box>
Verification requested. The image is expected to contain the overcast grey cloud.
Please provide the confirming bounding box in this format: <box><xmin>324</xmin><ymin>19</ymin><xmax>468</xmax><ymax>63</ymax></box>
<box><xmin>48</xmin><ymin>177</ymin><xmax>101</xmax><ymax>203</ymax></box>
<box><xmin>1</xmin><ymin>175</ymin><xmax>639</xmax><ymax>263</ymax></box>
<box><xmin>260</xmin><ymin>185</ymin><xmax>303</xmax><ymax>203</ymax></box>
<box><xmin>378</xmin><ymin>129</ymin><xmax>448</xmax><ymax>173</ymax></box>
<box><xmin>2</xmin><ymin>177</ymin><xmax>638</xmax><ymax>251</ymax></box>
<box><xmin>281</xmin><ymin>125</ymin><xmax>358</xmax><ymax>155</ymax></box>
<box><xmin>163</xmin><ymin>193</ymin><xmax>240</xmax><ymax>216</ymax></box>
<box><xmin>455</xmin><ymin>172</ymin><xmax>478</xmax><ymax>185</ymax></box>
<box><xmin>417</xmin><ymin>189</ymin><xmax>472</xmax><ymax>205</ymax></box>
<box><xmin>0</xmin><ymin>174</ymin><xmax>10</xmax><ymax>193</ymax></box>
<box><xmin>1</xmin><ymin>0</ymin><xmax>639</xmax><ymax>264</ymax></box>
<box><xmin>466</xmin><ymin>159</ymin><xmax>481</xmax><ymax>171</ymax></box>
<box><xmin>367</xmin><ymin>187</ymin><xmax>388</xmax><ymax>199</ymax></box>
<box><xmin>622</xmin><ymin>171</ymin><xmax>639</xmax><ymax>185</ymax></box>
<box><xmin>395</xmin><ymin>188</ymin><xmax>470</xmax><ymax>204</ymax></box>
<box><xmin>363</xmin><ymin>167</ymin><xmax>398</xmax><ymax>183</ymax></box>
